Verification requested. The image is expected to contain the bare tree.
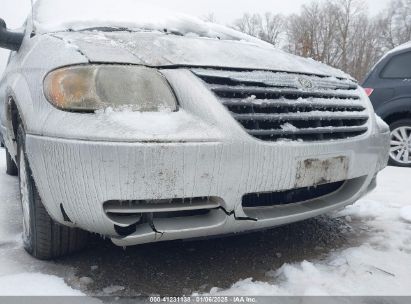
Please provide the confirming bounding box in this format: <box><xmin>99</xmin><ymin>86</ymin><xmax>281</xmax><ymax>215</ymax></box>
<box><xmin>285</xmin><ymin>1</ymin><xmax>340</xmax><ymax>66</ymax></box>
<box><xmin>334</xmin><ymin>0</ymin><xmax>365</xmax><ymax>71</ymax></box>
<box><xmin>284</xmin><ymin>0</ymin><xmax>385</xmax><ymax>80</ymax></box>
<box><xmin>231</xmin><ymin>0</ymin><xmax>411</xmax><ymax>80</ymax></box>
<box><xmin>377</xmin><ymin>0</ymin><xmax>411</xmax><ymax>49</ymax></box>
<box><xmin>259</xmin><ymin>13</ymin><xmax>284</xmax><ymax>45</ymax></box>
<box><xmin>233</xmin><ymin>12</ymin><xmax>284</xmax><ymax>47</ymax></box>
<box><xmin>203</xmin><ymin>13</ymin><xmax>217</xmax><ymax>23</ymax></box>
<box><xmin>233</xmin><ymin>13</ymin><xmax>262</xmax><ymax>37</ymax></box>
<box><xmin>348</xmin><ymin>15</ymin><xmax>384</xmax><ymax>81</ymax></box>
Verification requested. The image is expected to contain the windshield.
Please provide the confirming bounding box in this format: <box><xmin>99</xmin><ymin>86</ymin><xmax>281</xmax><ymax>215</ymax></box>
<box><xmin>33</xmin><ymin>0</ymin><xmax>267</xmax><ymax>44</ymax></box>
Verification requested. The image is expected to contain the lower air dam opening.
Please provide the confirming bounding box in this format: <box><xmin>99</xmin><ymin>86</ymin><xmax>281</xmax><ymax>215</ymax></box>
<box><xmin>242</xmin><ymin>181</ymin><xmax>345</xmax><ymax>208</ymax></box>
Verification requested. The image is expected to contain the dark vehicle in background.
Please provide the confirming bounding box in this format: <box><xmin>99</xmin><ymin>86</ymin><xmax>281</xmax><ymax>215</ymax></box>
<box><xmin>363</xmin><ymin>42</ymin><xmax>411</xmax><ymax>167</ymax></box>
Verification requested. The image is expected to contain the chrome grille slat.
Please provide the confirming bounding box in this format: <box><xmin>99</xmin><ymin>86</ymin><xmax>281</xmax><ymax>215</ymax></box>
<box><xmin>210</xmin><ymin>84</ymin><xmax>361</xmax><ymax>100</ymax></box>
<box><xmin>192</xmin><ymin>69</ymin><xmax>369</xmax><ymax>142</ymax></box>
<box><xmin>195</xmin><ymin>75</ymin><xmax>297</xmax><ymax>90</ymax></box>
<box><xmin>232</xmin><ymin>112</ymin><xmax>369</xmax><ymax>121</ymax></box>
<box><xmin>220</xmin><ymin>98</ymin><xmax>365</xmax><ymax>111</ymax></box>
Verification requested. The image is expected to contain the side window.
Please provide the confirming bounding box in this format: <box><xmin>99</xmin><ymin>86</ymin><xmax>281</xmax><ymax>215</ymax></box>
<box><xmin>380</xmin><ymin>51</ymin><xmax>411</xmax><ymax>79</ymax></box>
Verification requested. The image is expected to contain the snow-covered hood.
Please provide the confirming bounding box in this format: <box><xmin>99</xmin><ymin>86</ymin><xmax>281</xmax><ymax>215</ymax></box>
<box><xmin>51</xmin><ymin>31</ymin><xmax>353</xmax><ymax>80</ymax></box>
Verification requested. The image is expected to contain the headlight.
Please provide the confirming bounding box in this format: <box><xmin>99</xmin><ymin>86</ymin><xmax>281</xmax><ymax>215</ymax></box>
<box><xmin>43</xmin><ymin>65</ymin><xmax>177</xmax><ymax>112</ymax></box>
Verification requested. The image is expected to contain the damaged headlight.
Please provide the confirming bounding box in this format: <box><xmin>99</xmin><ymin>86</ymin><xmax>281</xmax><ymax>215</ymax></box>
<box><xmin>43</xmin><ymin>65</ymin><xmax>177</xmax><ymax>112</ymax></box>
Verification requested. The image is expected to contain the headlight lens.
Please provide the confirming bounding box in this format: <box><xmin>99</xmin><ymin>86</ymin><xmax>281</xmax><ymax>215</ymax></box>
<box><xmin>44</xmin><ymin>65</ymin><xmax>177</xmax><ymax>112</ymax></box>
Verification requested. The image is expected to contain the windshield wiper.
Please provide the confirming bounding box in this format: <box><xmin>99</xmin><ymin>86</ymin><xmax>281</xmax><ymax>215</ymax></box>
<box><xmin>75</xmin><ymin>26</ymin><xmax>134</xmax><ymax>32</ymax></box>
<box><xmin>67</xmin><ymin>27</ymin><xmax>186</xmax><ymax>37</ymax></box>
<box><xmin>163</xmin><ymin>28</ymin><xmax>184</xmax><ymax>36</ymax></box>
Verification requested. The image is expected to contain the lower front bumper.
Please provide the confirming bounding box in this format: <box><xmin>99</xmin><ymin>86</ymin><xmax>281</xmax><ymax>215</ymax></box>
<box><xmin>25</xmin><ymin>129</ymin><xmax>389</xmax><ymax>246</ymax></box>
<box><xmin>110</xmin><ymin>175</ymin><xmax>374</xmax><ymax>247</ymax></box>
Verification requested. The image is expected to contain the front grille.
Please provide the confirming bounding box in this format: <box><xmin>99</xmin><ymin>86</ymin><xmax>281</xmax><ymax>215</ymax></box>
<box><xmin>193</xmin><ymin>69</ymin><xmax>369</xmax><ymax>142</ymax></box>
<box><xmin>242</xmin><ymin>181</ymin><xmax>345</xmax><ymax>208</ymax></box>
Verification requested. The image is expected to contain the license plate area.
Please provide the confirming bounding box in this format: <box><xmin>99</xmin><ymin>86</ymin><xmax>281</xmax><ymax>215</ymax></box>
<box><xmin>295</xmin><ymin>156</ymin><xmax>349</xmax><ymax>188</ymax></box>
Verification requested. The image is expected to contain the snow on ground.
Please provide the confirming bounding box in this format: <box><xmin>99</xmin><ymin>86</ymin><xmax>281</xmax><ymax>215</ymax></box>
<box><xmin>0</xmin><ymin>148</ymin><xmax>85</xmax><ymax>296</ymax></box>
<box><xmin>0</xmin><ymin>273</ymin><xmax>83</xmax><ymax>296</ymax></box>
<box><xmin>205</xmin><ymin>167</ymin><xmax>411</xmax><ymax>296</ymax></box>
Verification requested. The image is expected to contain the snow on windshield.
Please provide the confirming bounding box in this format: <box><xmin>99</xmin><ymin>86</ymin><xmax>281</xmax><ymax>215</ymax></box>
<box><xmin>33</xmin><ymin>0</ymin><xmax>269</xmax><ymax>45</ymax></box>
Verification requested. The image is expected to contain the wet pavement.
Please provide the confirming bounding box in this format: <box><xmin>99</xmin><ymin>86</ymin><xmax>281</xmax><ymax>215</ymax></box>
<box><xmin>61</xmin><ymin>215</ymin><xmax>361</xmax><ymax>296</ymax></box>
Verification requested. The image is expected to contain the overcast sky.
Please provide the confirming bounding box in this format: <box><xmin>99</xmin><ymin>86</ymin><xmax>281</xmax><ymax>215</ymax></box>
<box><xmin>0</xmin><ymin>0</ymin><xmax>393</xmax><ymax>72</ymax></box>
<box><xmin>149</xmin><ymin>0</ymin><xmax>390</xmax><ymax>22</ymax></box>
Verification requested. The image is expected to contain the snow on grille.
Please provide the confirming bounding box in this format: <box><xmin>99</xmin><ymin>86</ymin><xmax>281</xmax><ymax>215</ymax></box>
<box><xmin>193</xmin><ymin>69</ymin><xmax>369</xmax><ymax>142</ymax></box>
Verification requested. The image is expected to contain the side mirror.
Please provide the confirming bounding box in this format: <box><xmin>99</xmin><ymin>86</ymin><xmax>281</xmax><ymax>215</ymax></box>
<box><xmin>0</xmin><ymin>19</ymin><xmax>24</xmax><ymax>51</ymax></box>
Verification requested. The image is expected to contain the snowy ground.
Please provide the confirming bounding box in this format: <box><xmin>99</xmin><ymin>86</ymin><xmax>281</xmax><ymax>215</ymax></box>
<box><xmin>0</xmin><ymin>146</ymin><xmax>410</xmax><ymax>296</ymax></box>
<box><xmin>205</xmin><ymin>170</ymin><xmax>411</xmax><ymax>296</ymax></box>
<box><xmin>0</xmin><ymin>148</ymin><xmax>83</xmax><ymax>296</ymax></box>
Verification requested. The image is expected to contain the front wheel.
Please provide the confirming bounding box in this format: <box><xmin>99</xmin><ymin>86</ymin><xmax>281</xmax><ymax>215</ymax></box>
<box><xmin>389</xmin><ymin>119</ymin><xmax>411</xmax><ymax>167</ymax></box>
<box><xmin>17</xmin><ymin>125</ymin><xmax>88</xmax><ymax>259</ymax></box>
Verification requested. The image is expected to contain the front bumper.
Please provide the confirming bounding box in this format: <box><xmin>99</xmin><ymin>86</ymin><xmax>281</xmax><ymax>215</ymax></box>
<box><xmin>25</xmin><ymin>124</ymin><xmax>389</xmax><ymax>246</ymax></box>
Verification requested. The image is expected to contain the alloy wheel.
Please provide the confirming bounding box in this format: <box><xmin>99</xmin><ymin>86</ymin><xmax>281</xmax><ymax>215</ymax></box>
<box><xmin>390</xmin><ymin>126</ymin><xmax>411</xmax><ymax>165</ymax></box>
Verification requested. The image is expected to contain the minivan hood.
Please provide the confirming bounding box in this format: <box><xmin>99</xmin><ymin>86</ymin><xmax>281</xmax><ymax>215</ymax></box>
<box><xmin>51</xmin><ymin>31</ymin><xmax>353</xmax><ymax>80</ymax></box>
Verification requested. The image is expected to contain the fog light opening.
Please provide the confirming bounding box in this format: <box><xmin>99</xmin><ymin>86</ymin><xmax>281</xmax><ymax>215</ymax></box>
<box><xmin>114</xmin><ymin>224</ymin><xmax>138</xmax><ymax>237</ymax></box>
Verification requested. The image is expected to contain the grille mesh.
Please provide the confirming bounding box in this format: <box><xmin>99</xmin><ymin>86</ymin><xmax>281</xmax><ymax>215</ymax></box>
<box><xmin>193</xmin><ymin>69</ymin><xmax>369</xmax><ymax>142</ymax></box>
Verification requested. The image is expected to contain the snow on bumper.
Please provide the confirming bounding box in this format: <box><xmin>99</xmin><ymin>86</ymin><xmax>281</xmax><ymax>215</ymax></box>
<box><xmin>25</xmin><ymin>125</ymin><xmax>389</xmax><ymax>245</ymax></box>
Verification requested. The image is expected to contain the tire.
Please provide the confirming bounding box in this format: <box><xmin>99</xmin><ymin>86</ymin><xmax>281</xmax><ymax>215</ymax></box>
<box><xmin>17</xmin><ymin>124</ymin><xmax>88</xmax><ymax>260</ymax></box>
<box><xmin>6</xmin><ymin>147</ymin><xmax>18</xmax><ymax>176</ymax></box>
<box><xmin>389</xmin><ymin>119</ymin><xmax>411</xmax><ymax>167</ymax></box>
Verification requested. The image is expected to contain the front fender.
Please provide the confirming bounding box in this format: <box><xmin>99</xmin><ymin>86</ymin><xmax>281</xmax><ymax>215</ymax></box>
<box><xmin>0</xmin><ymin>73</ymin><xmax>33</xmax><ymax>160</ymax></box>
<box><xmin>0</xmin><ymin>33</ymin><xmax>89</xmax><ymax>159</ymax></box>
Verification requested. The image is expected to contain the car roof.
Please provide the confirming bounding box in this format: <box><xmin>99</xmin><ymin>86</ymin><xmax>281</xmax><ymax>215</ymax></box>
<box><xmin>387</xmin><ymin>41</ymin><xmax>411</xmax><ymax>55</ymax></box>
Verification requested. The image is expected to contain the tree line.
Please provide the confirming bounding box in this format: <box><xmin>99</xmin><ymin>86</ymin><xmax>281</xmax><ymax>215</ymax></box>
<box><xmin>209</xmin><ymin>0</ymin><xmax>411</xmax><ymax>81</ymax></box>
